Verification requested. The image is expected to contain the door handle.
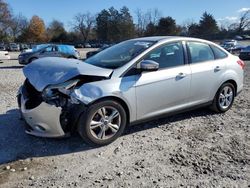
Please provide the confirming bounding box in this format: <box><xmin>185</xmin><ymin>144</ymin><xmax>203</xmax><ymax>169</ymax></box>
<box><xmin>176</xmin><ymin>72</ymin><xmax>186</xmax><ymax>79</ymax></box>
<box><xmin>214</xmin><ymin>66</ymin><xmax>221</xmax><ymax>71</ymax></box>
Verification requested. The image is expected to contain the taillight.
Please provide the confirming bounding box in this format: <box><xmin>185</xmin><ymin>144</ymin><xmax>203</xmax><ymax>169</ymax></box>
<box><xmin>237</xmin><ymin>59</ymin><xmax>245</xmax><ymax>69</ymax></box>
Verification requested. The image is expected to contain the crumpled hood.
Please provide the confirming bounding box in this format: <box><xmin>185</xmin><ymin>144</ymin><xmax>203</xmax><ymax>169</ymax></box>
<box><xmin>23</xmin><ymin>57</ymin><xmax>113</xmax><ymax>91</ymax></box>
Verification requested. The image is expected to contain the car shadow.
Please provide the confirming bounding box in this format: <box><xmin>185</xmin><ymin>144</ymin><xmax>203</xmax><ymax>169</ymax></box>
<box><xmin>124</xmin><ymin>107</ymin><xmax>216</xmax><ymax>135</ymax></box>
<box><xmin>0</xmin><ymin>65</ymin><xmax>24</xmax><ymax>69</ymax></box>
<box><xmin>0</xmin><ymin>109</ymin><xmax>92</xmax><ymax>164</ymax></box>
<box><xmin>0</xmin><ymin>107</ymin><xmax>216</xmax><ymax>164</ymax></box>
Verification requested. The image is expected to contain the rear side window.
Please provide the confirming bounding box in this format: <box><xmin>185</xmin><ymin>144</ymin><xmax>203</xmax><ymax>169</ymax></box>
<box><xmin>58</xmin><ymin>45</ymin><xmax>75</xmax><ymax>54</ymax></box>
<box><xmin>210</xmin><ymin>45</ymin><xmax>228</xmax><ymax>59</ymax></box>
<box><xmin>187</xmin><ymin>42</ymin><xmax>214</xmax><ymax>63</ymax></box>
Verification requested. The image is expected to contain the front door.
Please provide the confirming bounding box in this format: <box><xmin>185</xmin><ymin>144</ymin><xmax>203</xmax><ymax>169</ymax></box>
<box><xmin>135</xmin><ymin>41</ymin><xmax>192</xmax><ymax>120</ymax></box>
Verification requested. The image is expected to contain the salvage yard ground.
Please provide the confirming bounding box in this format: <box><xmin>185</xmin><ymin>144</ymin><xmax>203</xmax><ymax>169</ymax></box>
<box><xmin>0</xmin><ymin>49</ymin><xmax>249</xmax><ymax>187</ymax></box>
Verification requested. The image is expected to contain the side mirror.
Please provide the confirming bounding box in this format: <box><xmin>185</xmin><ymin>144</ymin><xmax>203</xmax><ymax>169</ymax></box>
<box><xmin>140</xmin><ymin>60</ymin><xmax>159</xmax><ymax>71</ymax></box>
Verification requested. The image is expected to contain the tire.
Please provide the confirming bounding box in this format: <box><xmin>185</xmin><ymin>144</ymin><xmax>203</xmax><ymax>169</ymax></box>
<box><xmin>77</xmin><ymin>100</ymin><xmax>127</xmax><ymax>146</ymax></box>
<box><xmin>29</xmin><ymin>57</ymin><xmax>38</xmax><ymax>63</ymax></box>
<box><xmin>211</xmin><ymin>82</ymin><xmax>235</xmax><ymax>113</ymax></box>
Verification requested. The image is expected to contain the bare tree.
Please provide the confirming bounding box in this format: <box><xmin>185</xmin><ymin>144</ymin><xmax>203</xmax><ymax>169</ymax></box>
<box><xmin>72</xmin><ymin>12</ymin><xmax>95</xmax><ymax>43</ymax></box>
<box><xmin>237</xmin><ymin>10</ymin><xmax>250</xmax><ymax>33</ymax></box>
<box><xmin>9</xmin><ymin>14</ymin><xmax>28</xmax><ymax>41</ymax></box>
<box><xmin>0</xmin><ymin>0</ymin><xmax>12</xmax><ymax>39</ymax></box>
<box><xmin>181</xmin><ymin>19</ymin><xmax>195</xmax><ymax>35</ymax></box>
<box><xmin>134</xmin><ymin>8</ymin><xmax>161</xmax><ymax>37</ymax></box>
<box><xmin>150</xmin><ymin>8</ymin><xmax>162</xmax><ymax>25</ymax></box>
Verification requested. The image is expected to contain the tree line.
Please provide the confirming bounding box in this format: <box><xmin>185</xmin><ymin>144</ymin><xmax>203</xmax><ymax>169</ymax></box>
<box><xmin>0</xmin><ymin>0</ymin><xmax>250</xmax><ymax>44</ymax></box>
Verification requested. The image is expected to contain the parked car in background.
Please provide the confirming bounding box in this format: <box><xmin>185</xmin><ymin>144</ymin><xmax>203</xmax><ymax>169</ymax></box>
<box><xmin>18</xmin><ymin>36</ymin><xmax>244</xmax><ymax>146</ymax></box>
<box><xmin>242</xmin><ymin>35</ymin><xmax>250</xmax><ymax>40</ymax></box>
<box><xmin>0</xmin><ymin>50</ymin><xmax>10</xmax><ymax>61</ymax></box>
<box><xmin>74</xmin><ymin>43</ymin><xmax>84</xmax><ymax>48</ymax></box>
<box><xmin>7</xmin><ymin>43</ymin><xmax>20</xmax><ymax>51</ymax></box>
<box><xmin>222</xmin><ymin>44</ymin><xmax>245</xmax><ymax>54</ymax></box>
<box><xmin>19</xmin><ymin>43</ymin><xmax>29</xmax><ymax>52</ymax></box>
<box><xmin>234</xmin><ymin>35</ymin><xmax>243</xmax><ymax>40</ymax></box>
<box><xmin>86</xmin><ymin>45</ymin><xmax>111</xmax><ymax>59</ymax></box>
<box><xmin>0</xmin><ymin>43</ymin><xmax>6</xmax><ymax>51</ymax></box>
<box><xmin>239</xmin><ymin>46</ymin><xmax>250</xmax><ymax>60</ymax></box>
<box><xmin>18</xmin><ymin>44</ymin><xmax>80</xmax><ymax>65</ymax></box>
<box><xmin>84</xmin><ymin>43</ymin><xmax>91</xmax><ymax>48</ymax></box>
<box><xmin>220</xmin><ymin>39</ymin><xmax>238</xmax><ymax>47</ymax></box>
<box><xmin>220</xmin><ymin>39</ymin><xmax>246</xmax><ymax>54</ymax></box>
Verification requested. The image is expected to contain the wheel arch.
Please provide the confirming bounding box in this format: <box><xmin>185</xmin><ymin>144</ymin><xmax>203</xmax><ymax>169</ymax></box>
<box><xmin>29</xmin><ymin>56</ymin><xmax>38</xmax><ymax>63</ymax></box>
<box><xmin>88</xmin><ymin>96</ymin><xmax>130</xmax><ymax>126</ymax></box>
<box><xmin>224</xmin><ymin>79</ymin><xmax>237</xmax><ymax>96</ymax></box>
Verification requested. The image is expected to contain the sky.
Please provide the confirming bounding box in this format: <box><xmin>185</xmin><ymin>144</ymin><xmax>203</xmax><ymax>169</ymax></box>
<box><xmin>6</xmin><ymin>0</ymin><xmax>250</xmax><ymax>30</ymax></box>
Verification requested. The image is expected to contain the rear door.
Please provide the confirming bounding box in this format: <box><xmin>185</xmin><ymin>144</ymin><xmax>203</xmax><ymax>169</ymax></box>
<box><xmin>186</xmin><ymin>41</ymin><xmax>226</xmax><ymax>105</ymax></box>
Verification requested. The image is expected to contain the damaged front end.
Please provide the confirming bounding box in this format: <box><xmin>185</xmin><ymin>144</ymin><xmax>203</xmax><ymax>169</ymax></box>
<box><xmin>18</xmin><ymin>79</ymin><xmax>78</xmax><ymax>137</ymax></box>
<box><xmin>18</xmin><ymin>76</ymin><xmax>107</xmax><ymax>137</ymax></box>
<box><xmin>18</xmin><ymin>57</ymin><xmax>113</xmax><ymax>138</ymax></box>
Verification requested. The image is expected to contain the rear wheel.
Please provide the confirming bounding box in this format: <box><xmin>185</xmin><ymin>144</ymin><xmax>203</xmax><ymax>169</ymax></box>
<box><xmin>211</xmin><ymin>83</ymin><xmax>235</xmax><ymax>112</ymax></box>
<box><xmin>78</xmin><ymin>100</ymin><xmax>127</xmax><ymax>146</ymax></box>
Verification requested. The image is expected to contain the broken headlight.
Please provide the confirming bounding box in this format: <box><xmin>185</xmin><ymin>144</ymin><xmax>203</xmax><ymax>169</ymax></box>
<box><xmin>42</xmin><ymin>79</ymin><xmax>80</xmax><ymax>106</ymax></box>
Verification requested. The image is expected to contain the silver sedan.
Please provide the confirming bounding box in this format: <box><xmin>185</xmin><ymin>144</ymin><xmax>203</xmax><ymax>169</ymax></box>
<box><xmin>18</xmin><ymin>36</ymin><xmax>244</xmax><ymax>146</ymax></box>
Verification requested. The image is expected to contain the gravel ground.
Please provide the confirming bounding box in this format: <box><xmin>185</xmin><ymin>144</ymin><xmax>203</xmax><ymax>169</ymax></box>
<box><xmin>0</xmin><ymin>51</ymin><xmax>249</xmax><ymax>188</ymax></box>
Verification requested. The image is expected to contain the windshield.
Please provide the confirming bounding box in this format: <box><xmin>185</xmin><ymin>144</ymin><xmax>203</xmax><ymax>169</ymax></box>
<box><xmin>85</xmin><ymin>40</ymin><xmax>155</xmax><ymax>69</ymax></box>
<box><xmin>32</xmin><ymin>44</ymin><xmax>49</xmax><ymax>52</ymax></box>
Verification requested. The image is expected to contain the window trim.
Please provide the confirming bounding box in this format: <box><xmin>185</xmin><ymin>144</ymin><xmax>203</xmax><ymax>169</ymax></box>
<box><xmin>122</xmin><ymin>40</ymin><xmax>187</xmax><ymax>77</ymax></box>
<box><xmin>210</xmin><ymin>44</ymin><xmax>228</xmax><ymax>60</ymax></box>
<box><xmin>145</xmin><ymin>41</ymin><xmax>186</xmax><ymax>71</ymax></box>
<box><xmin>186</xmin><ymin>41</ymin><xmax>215</xmax><ymax>64</ymax></box>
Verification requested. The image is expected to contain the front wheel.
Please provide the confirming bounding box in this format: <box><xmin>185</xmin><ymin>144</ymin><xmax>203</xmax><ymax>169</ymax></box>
<box><xmin>211</xmin><ymin>83</ymin><xmax>235</xmax><ymax>113</ymax></box>
<box><xmin>78</xmin><ymin>100</ymin><xmax>127</xmax><ymax>146</ymax></box>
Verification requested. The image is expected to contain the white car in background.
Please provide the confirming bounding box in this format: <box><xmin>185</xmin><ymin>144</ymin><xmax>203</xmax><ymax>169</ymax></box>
<box><xmin>0</xmin><ymin>51</ymin><xmax>10</xmax><ymax>61</ymax></box>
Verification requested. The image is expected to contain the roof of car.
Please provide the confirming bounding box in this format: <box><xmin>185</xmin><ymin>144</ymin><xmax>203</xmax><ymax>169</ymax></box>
<box><xmin>130</xmin><ymin>36</ymin><xmax>208</xmax><ymax>43</ymax></box>
<box><xmin>131</xmin><ymin>36</ymin><xmax>179</xmax><ymax>42</ymax></box>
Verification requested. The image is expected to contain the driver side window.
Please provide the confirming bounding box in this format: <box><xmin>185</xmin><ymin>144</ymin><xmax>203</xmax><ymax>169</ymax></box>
<box><xmin>144</xmin><ymin>42</ymin><xmax>185</xmax><ymax>69</ymax></box>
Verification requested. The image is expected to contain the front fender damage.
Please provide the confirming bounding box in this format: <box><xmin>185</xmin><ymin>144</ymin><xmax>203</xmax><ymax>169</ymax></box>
<box><xmin>19</xmin><ymin>75</ymin><xmax>110</xmax><ymax>137</ymax></box>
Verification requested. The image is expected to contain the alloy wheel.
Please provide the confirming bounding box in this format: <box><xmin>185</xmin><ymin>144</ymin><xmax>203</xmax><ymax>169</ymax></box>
<box><xmin>218</xmin><ymin>86</ymin><xmax>233</xmax><ymax>109</ymax></box>
<box><xmin>89</xmin><ymin>106</ymin><xmax>121</xmax><ymax>140</ymax></box>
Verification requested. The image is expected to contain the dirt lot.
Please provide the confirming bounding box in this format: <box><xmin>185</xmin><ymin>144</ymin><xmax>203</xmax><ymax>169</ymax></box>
<box><xmin>0</xmin><ymin>50</ymin><xmax>249</xmax><ymax>188</ymax></box>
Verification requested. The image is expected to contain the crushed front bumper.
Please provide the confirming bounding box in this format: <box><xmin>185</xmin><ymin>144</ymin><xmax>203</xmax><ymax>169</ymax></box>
<box><xmin>18</xmin><ymin>87</ymin><xmax>66</xmax><ymax>138</ymax></box>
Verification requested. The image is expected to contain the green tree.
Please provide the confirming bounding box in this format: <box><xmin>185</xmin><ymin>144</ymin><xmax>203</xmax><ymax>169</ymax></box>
<box><xmin>118</xmin><ymin>6</ymin><xmax>135</xmax><ymax>40</ymax></box>
<box><xmin>144</xmin><ymin>22</ymin><xmax>157</xmax><ymax>36</ymax></box>
<box><xmin>47</xmin><ymin>20</ymin><xmax>67</xmax><ymax>42</ymax></box>
<box><xmin>198</xmin><ymin>12</ymin><xmax>219</xmax><ymax>39</ymax></box>
<box><xmin>96</xmin><ymin>9</ymin><xmax>110</xmax><ymax>42</ymax></box>
<box><xmin>106</xmin><ymin>7</ymin><xmax>120</xmax><ymax>42</ymax></box>
<box><xmin>96</xmin><ymin>6</ymin><xmax>134</xmax><ymax>42</ymax></box>
<box><xmin>187</xmin><ymin>23</ymin><xmax>200</xmax><ymax>37</ymax></box>
<box><xmin>157</xmin><ymin>16</ymin><xmax>180</xmax><ymax>35</ymax></box>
